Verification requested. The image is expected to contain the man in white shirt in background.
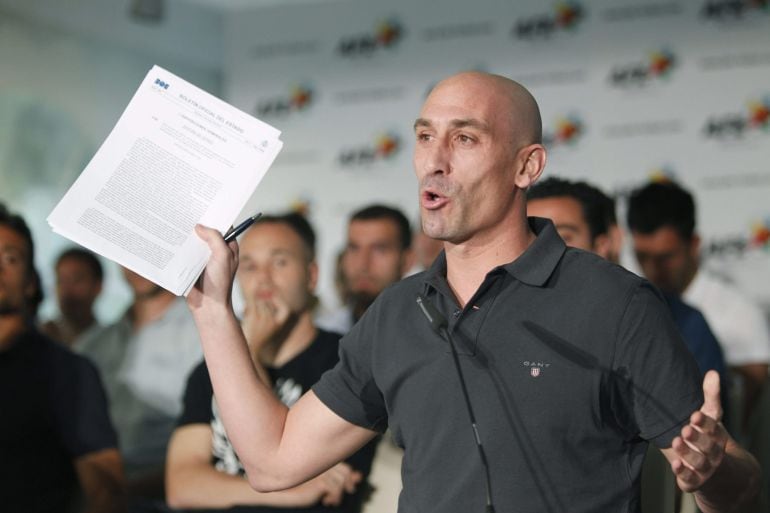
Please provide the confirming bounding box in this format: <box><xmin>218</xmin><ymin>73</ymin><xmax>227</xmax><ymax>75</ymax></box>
<box><xmin>626</xmin><ymin>180</ymin><xmax>770</xmax><ymax>435</ymax></box>
<box><xmin>78</xmin><ymin>268</ymin><xmax>202</xmax><ymax>504</ymax></box>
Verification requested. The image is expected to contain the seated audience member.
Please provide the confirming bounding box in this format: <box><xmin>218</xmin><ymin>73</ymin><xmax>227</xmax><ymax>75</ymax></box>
<box><xmin>167</xmin><ymin>213</ymin><xmax>377</xmax><ymax>512</ymax></box>
<box><xmin>0</xmin><ymin>203</ymin><xmax>125</xmax><ymax>513</ymax></box>
<box><xmin>528</xmin><ymin>177</ymin><xmax>729</xmax><ymax>384</ymax></box>
<box><xmin>627</xmin><ymin>181</ymin><xmax>770</xmax><ymax>432</ymax></box>
<box><xmin>77</xmin><ymin>267</ymin><xmax>202</xmax><ymax>501</ymax></box>
<box><xmin>317</xmin><ymin>205</ymin><xmax>413</xmax><ymax>334</ymax></box>
<box><xmin>41</xmin><ymin>247</ymin><xmax>103</xmax><ymax>347</ymax></box>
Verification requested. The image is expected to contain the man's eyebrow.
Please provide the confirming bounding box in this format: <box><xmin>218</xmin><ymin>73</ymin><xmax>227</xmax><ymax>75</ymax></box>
<box><xmin>413</xmin><ymin>118</ymin><xmax>431</xmax><ymax>131</ymax></box>
<box><xmin>413</xmin><ymin>117</ymin><xmax>490</xmax><ymax>132</ymax></box>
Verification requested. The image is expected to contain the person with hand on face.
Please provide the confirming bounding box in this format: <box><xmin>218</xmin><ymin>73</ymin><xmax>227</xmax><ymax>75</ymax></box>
<box><xmin>187</xmin><ymin>72</ymin><xmax>759</xmax><ymax>513</ymax></box>
<box><xmin>167</xmin><ymin>213</ymin><xmax>377</xmax><ymax>513</ymax></box>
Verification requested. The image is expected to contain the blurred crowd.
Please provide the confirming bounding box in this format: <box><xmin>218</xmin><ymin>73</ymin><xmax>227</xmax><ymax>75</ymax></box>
<box><xmin>1</xmin><ymin>177</ymin><xmax>769</xmax><ymax>513</ymax></box>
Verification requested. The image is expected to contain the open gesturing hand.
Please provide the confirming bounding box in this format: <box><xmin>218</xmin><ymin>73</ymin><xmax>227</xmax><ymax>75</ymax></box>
<box><xmin>668</xmin><ymin>370</ymin><xmax>728</xmax><ymax>492</ymax></box>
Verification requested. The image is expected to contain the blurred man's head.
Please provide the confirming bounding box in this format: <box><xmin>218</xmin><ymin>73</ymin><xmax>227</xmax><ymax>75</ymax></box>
<box><xmin>527</xmin><ymin>177</ymin><xmax>617</xmax><ymax>261</ymax></box>
<box><xmin>0</xmin><ymin>204</ymin><xmax>42</xmax><ymax>322</ymax></box>
<box><xmin>121</xmin><ymin>267</ymin><xmax>168</xmax><ymax>300</ymax></box>
<box><xmin>54</xmin><ymin>248</ymin><xmax>103</xmax><ymax>322</ymax></box>
<box><xmin>237</xmin><ymin>213</ymin><xmax>318</xmax><ymax>317</ymax></box>
<box><xmin>343</xmin><ymin>205</ymin><xmax>413</xmax><ymax>320</ymax></box>
<box><xmin>627</xmin><ymin>181</ymin><xmax>699</xmax><ymax>294</ymax></box>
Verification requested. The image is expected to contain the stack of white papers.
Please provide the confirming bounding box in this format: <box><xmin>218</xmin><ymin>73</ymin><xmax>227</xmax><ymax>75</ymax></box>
<box><xmin>48</xmin><ymin>65</ymin><xmax>283</xmax><ymax>296</ymax></box>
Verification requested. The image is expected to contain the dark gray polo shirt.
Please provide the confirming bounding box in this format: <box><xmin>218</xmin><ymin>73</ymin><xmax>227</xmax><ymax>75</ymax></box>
<box><xmin>313</xmin><ymin>217</ymin><xmax>702</xmax><ymax>513</ymax></box>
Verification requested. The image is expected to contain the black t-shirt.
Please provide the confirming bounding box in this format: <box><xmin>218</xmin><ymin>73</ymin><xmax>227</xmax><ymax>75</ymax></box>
<box><xmin>0</xmin><ymin>328</ymin><xmax>118</xmax><ymax>513</ymax></box>
<box><xmin>313</xmin><ymin>217</ymin><xmax>703</xmax><ymax>513</ymax></box>
<box><xmin>178</xmin><ymin>329</ymin><xmax>378</xmax><ymax>513</ymax></box>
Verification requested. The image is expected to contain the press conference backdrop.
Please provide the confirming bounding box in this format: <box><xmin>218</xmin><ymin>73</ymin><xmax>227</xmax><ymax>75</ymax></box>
<box><xmin>224</xmin><ymin>0</ymin><xmax>770</xmax><ymax>313</ymax></box>
<box><xmin>1</xmin><ymin>0</ymin><xmax>768</xmax><ymax>320</ymax></box>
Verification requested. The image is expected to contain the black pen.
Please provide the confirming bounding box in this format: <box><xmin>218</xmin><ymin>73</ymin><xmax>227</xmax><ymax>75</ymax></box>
<box><xmin>223</xmin><ymin>212</ymin><xmax>262</xmax><ymax>242</ymax></box>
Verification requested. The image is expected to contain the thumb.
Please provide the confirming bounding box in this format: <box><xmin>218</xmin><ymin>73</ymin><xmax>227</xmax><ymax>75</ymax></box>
<box><xmin>195</xmin><ymin>224</ymin><xmax>229</xmax><ymax>253</ymax></box>
<box><xmin>700</xmin><ymin>369</ymin><xmax>722</xmax><ymax>422</ymax></box>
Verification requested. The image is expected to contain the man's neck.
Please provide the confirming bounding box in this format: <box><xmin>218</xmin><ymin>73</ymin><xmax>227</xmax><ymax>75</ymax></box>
<box><xmin>130</xmin><ymin>292</ymin><xmax>176</xmax><ymax>331</ymax></box>
<box><xmin>260</xmin><ymin>311</ymin><xmax>318</xmax><ymax>368</ymax></box>
<box><xmin>0</xmin><ymin>315</ymin><xmax>28</xmax><ymax>352</ymax></box>
<box><xmin>62</xmin><ymin>312</ymin><xmax>97</xmax><ymax>336</ymax></box>
<box><xmin>445</xmin><ymin>214</ymin><xmax>535</xmax><ymax>307</ymax></box>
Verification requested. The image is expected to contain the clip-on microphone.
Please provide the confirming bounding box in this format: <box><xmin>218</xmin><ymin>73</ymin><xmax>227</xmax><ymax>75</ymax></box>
<box><xmin>416</xmin><ymin>294</ymin><xmax>495</xmax><ymax>513</ymax></box>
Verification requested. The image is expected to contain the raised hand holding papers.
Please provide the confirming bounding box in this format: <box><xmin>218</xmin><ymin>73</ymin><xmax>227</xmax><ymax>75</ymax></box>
<box><xmin>47</xmin><ymin>65</ymin><xmax>282</xmax><ymax>296</ymax></box>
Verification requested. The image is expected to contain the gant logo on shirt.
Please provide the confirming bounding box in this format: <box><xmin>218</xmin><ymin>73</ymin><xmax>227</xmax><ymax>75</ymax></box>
<box><xmin>522</xmin><ymin>360</ymin><xmax>550</xmax><ymax>378</ymax></box>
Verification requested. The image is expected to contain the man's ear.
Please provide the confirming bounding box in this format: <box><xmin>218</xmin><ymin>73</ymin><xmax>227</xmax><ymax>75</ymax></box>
<box><xmin>514</xmin><ymin>144</ymin><xmax>547</xmax><ymax>190</ymax></box>
<box><xmin>308</xmin><ymin>260</ymin><xmax>319</xmax><ymax>293</ymax></box>
<box><xmin>689</xmin><ymin>234</ymin><xmax>701</xmax><ymax>258</ymax></box>
<box><xmin>592</xmin><ymin>234</ymin><xmax>612</xmax><ymax>261</ymax></box>
<box><xmin>399</xmin><ymin>248</ymin><xmax>415</xmax><ymax>278</ymax></box>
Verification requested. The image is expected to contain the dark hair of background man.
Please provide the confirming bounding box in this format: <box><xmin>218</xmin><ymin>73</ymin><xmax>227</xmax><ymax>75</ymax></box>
<box><xmin>527</xmin><ymin>177</ymin><xmax>614</xmax><ymax>240</ymax></box>
<box><xmin>255</xmin><ymin>212</ymin><xmax>317</xmax><ymax>261</ymax></box>
<box><xmin>626</xmin><ymin>181</ymin><xmax>696</xmax><ymax>239</ymax></box>
<box><xmin>350</xmin><ymin>204</ymin><xmax>412</xmax><ymax>251</ymax></box>
<box><xmin>56</xmin><ymin>247</ymin><xmax>104</xmax><ymax>283</ymax></box>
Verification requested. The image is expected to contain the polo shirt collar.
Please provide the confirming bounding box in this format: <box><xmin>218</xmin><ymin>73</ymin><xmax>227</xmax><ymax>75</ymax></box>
<box><xmin>503</xmin><ymin>217</ymin><xmax>566</xmax><ymax>287</ymax></box>
<box><xmin>423</xmin><ymin>217</ymin><xmax>565</xmax><ymax>292</ymax></box>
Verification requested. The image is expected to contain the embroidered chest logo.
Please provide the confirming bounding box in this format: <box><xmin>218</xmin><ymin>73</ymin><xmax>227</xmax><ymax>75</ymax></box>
<box><xmin>522</xmin><ymin>360</ymin><xmax>551</xmax><ymax>378</ymax></box>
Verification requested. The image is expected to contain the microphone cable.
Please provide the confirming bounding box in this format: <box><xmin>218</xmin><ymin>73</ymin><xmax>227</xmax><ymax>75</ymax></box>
<box><xmin>416</xmin><ymin>294</ymin><xmax>495</xmax><ymax>513</ymax></box>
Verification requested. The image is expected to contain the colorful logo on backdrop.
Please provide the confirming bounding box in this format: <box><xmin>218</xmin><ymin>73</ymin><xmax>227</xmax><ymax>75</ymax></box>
<box><xmin>513</xmin><ymin>2</ymin><xmax>585</xmax><ymax>39</ymax></box>
<box><xmin>609</xmin><ymin>49</ymin><xmax>677</xmax><ymax>87</ymax></box>
<box><xmin>703</xmin><ymin>96</ymin><xmax>770</xmax><ymax>139</ymax></box>
<box><xmin>338</xmin><ymin>132</ymin><xmax>401</xmax><ymax>167</ymax></box>
<box><xmin>337</xmin><ymin>18</ymin><xmax>404</xmax><ymax>57</ymax></box>
<box><xmin>701</xmin><ymin>0</ymin><xmax>769</xmax><ymax>21</ymax></box>
<box><xmin>703</xmin><ymin>218</ymin><xmax>770</xmax><ymax>258</ymax></box>
<box><xmin>543</xmin><ymin>114</ymin><xmax>585</xmax><ymax>148</ymax></box>
<box><xmin>255</xmin><ymin>84</ymin><xmax>314</xmax><ymax>118</ymax></box>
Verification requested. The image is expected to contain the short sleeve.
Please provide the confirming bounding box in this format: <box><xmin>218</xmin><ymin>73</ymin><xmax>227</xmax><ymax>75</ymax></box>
<box><xmin>53</xmin><ymin>354</ymin><xmax>118</xmax><ymax>458</ymax></box>
<box><xmin>313</xmin><ymin>304</ymin><xmax>388</xmax><ymax>433</ymax></box>
<box><xmin>614</xmin><ymin>282</ymin><xmax>703</xmax><ymax>448</ymax></box>
<box><xmin>177</xmin><ymin>360</ymin><xmax>214</xmax><ymax>427</ymax></box>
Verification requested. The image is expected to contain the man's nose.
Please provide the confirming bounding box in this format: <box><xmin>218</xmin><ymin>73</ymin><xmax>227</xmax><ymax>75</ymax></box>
<box><xmin>418</xmin><ymin>139</ymin><xmax>450</xmax><ymax>177</ymax></box>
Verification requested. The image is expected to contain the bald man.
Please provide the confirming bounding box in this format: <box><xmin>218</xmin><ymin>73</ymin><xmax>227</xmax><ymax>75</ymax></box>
<box><xmin>187</xmin><ymin>72</ymin><xmax>759</xmax><ymax>513</ymax></box>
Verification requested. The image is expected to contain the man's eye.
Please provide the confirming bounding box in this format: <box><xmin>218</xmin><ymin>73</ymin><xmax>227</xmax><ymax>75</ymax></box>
<box><xmin>458</xmin><ymin>134</ymin><xmax>474</xmax><ymax>144</ymax></box>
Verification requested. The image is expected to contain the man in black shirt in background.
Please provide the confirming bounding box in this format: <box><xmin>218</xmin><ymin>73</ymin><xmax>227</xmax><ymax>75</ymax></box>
<box><xmin>0</xmin><ymin>203</ymin><xmax>124</xmax><ymax>513</ymax></box>
<box><xmin>166</xmin><ymin>213</ymin><xmax>376</xmax><ymax>512</ymax></box>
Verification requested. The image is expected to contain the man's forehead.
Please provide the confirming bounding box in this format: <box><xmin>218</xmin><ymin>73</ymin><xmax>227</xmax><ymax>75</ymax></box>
<box><xmin>243</xmin><ymin>224</ymin><xmax>302</xmax><ymax>250</ymax></box>
<box><xmin>349</xmin><ymin>219</ymin><xmax>400</xmax><ymax>242</ymax></box>
<box><xmin>0</xmin><ymin>225</ymin><xmax>29</xmax><ymax>255</ymax></box>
